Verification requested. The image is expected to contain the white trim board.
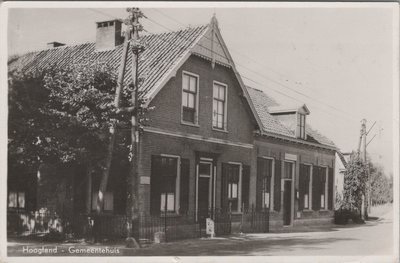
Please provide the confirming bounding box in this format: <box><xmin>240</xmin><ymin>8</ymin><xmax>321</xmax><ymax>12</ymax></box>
<box><xmin>143</xmin><ymin>127</ymin><xmax>254</xmax><ymax>149</ymax></box>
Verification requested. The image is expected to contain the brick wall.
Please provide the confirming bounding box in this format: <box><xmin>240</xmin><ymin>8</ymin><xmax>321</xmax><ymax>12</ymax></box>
<box><xmin>146</xmin><ymin>54</ymin><xmax>257</xmax><ymax>144</ymax></box>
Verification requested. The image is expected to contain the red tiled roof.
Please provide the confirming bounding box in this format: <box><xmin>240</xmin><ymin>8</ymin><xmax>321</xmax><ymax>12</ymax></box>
<box><xmin>246</xmin><ymin>86</ymin><xmax>336</xmax><ymax>148</ymax></box>
<box><xmin>8</xmin><ymin>25</ymin><xmax>209</xmax><ymax>99</ymax></box>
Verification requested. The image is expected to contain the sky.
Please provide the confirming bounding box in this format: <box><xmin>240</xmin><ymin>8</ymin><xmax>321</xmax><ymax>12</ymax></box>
<box><xmin>7</xmin><ymin>6</ymin><xmax>397</xmax><ymax>175</ymax></box>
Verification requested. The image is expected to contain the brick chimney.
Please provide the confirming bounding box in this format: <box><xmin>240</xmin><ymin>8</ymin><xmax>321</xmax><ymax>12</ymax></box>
<box><xmin>95</xmin><ymin>19</ymin><xmax>123</xmax><ymax>51</ymax></box>
<box><xmin>47</xmin><ymin>42</ymin><xmax>65</xmax><ymax>48</ymax></box>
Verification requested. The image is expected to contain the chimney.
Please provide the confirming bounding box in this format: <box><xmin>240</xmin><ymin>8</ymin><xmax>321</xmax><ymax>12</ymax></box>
<box><xmin>47</xmin><ymin>41</ymin><xmax>65</xmax><ymax>48</ymax></box>
<box><xmin>95</xmin><ymin>19</ymin><xmax>123</xmax><ymax>51</ymax></box>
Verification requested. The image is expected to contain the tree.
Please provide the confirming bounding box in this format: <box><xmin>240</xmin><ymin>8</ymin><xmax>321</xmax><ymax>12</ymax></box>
<box><xmin>8</xmin><ymin>61</ymin><xmax>131</xmax><ymax>214</ymax></box>
<box><xmin>369</xmin><ymin>162</ymin><xmax>392</xmax><ymax>205</ymax></box>
<box><xmin>341</xmin><ymin>152</ymin><xmax>368</xmax><ymax>213</ymax></box>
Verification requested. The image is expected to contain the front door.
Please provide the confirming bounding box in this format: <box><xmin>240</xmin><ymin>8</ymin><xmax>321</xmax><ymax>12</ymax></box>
<box><xmin>197</xmin><ymin>161</ymin><xmax>214</xmax><ymax>224</ymax></box>
<box><xmin>283</xmin><ymin>180</ymin><xmax>292</xmax><ymax>226</ymax></box>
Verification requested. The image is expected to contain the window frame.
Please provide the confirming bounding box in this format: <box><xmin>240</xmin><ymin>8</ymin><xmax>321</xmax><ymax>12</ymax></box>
<box><xmin>181</xmin><ymin>71</ymin><xmax>200</xmax><ymax>126</ymax></box>
<box><xmin>159</xmin><ymin>154</ymin><xmax>181</xmax><ymax>215</ymax></box>
<box><xmin>320</xmin><ymin>166</ymin><xmax>329</xmax><ymax>210</ymax></box>
<box><xmin>302</xmin><ymin>163</ymin><xmax>313</xmax><ymax>210</ymax></box>
<box><xmin>8</xmin><ymin>190</ymin><xmax>26</xmax><ymax>209</ymax></box>
<box><xmin>212</xmin><ymin>81</ymin><xmax>228</xmax><ymax>132</ymax></box>
<box><xmin>260</xmin><ymin>156</ymin><xmax>275</xmax><ymax>211</ymax></box>
<box><xmin>91</xmin><ymin>191</ymin><xmax>114</xmax><ymax>213</ymax></box>
<box><xmin>297</xmin><ymin>113</ymin><xmax>306</xmax><ymax>139</ymax></box>
<box><xmin>227</xmin><ymin>162</ymin><xmax>242</xmax><ymax>212</ymax></box>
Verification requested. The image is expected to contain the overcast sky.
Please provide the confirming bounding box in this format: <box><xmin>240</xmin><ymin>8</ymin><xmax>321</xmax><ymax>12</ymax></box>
<box><xmin>7</xmin><ymin>6</ymin><xmax>397</xmax><ymax>175</ymax></box>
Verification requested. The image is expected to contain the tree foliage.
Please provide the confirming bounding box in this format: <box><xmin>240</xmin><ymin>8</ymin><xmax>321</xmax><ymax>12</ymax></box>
<box><xmin>8</xmin><ymin>61</ymin><xmax>132</xmax><ymax>174</ymax></box>
<box><xmin>341</xmin><ymin>153</ymin><xmax>368</xmax><ymax>211</ymax></box>
<box><xmin>369</xmin><ymin>162</ymin><xmax>393</xmax><ymax>205</ymax></box>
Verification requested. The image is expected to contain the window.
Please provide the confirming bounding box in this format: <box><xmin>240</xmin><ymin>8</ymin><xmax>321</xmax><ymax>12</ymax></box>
<box><xmin>299</xmin><ymin>164</ymin><xmax>311</xmax><ymax>210</ymax></box>
<box><xmin>92</xmin><ymin>191</ymin><xmax>114</xmax><ymax>212</ymax></box>
<box><xmin>320</xmin><ymin>167</ymin><xmax>328</xmax><ymax>209</ymax></box>
<box><xmin>8</xmin><ymin>191</ymin><xmax>25</xmax><ymax>209</ymax></box>
<box><xmin>297</xmin><ymin>114</ymin><xmax>306</xmax><ymax>139</ymax></box>
<box><xmin>260</xmin><ymin>158</ymin><xmax>273</xmax><ymax>210</ymax></box>
<box><xmin>283</xmin><ymin>162</ymin><xmax>294</xmax><ymax>179</ymax></box>
<box><xmin>182</xmin><ymin>73</ymin><xmax>198</xmax><ymax>124</ymax></box>
<box><xmin>212</xmin><ymin>82</ymin><xmax>227</xmax><ymax>130</ymax></box>
<box><xmin>150</xmin><ymin>156</ymin><xmax>180</xmax><ymax>215</ymax></box>
<box><xmin>227</xmin><ymin>164</ymin><xmax>240</xmax><ymax>212</ymax></box>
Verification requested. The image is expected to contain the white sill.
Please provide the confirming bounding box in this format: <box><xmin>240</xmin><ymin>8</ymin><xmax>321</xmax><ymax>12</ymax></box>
<box><xmin>181</xmin><ymin>121</ymin><xmax>200</xmax><ymax>127</ymax></box>
<box><xmin>230</xmin><ymin>211</ymin><xmax>242</xmax><ymax>215</ymax></box>
<box><xmin>302</xmin><ymin>209</ymin><xmax>313</xmax><ymax>212</ymax></box>
<box><xmin>212</xmin><ymin>127</ymin><xmax>228</xmax><ymax>133</ymax></box>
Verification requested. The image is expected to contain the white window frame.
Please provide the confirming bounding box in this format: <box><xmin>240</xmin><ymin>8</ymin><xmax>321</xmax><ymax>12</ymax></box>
<box><xmin>302</xmin><ymin>163</ymin><xmax>313</xmax><ymax>210</ymax></box>
<box><xmin>8</xmin><ymin>191</ymin><xmax>25</xmax><ymax>209</ymax></box>
<box><xmin>297</xmin><ymin>113</ymin><xmax>306</xmax><ymax>139</ymax></box>
<box><xmin>261</xmin><ymin>156</ymin><xmax>275</xmax><ymax>211</ymax></box>
<box><xmin>181</xmin><ymin>71</ymin><xmax>200</xmax><ymax>126</ymax></box>
<box><xmin>160</xmin><ymin>154</ymin><xmax>181</xmax><ymax>214</ymax></box>
<box><xmin>320</xmin><ymin>166</ymin><xmax>329</xmax><ymax>210</ymax></box>
<box><xmin>212</xmin><ymin>80</ymin><xmax>228</xmax><ymax>132</ymax></box>
<box><xmin>228</xmin><ymin>162</ymin><xmax>242</xmax><ymax>212</ymax></box>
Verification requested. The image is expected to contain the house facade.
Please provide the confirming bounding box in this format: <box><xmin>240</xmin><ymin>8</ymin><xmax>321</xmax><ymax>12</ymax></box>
<box><xmin>8</xmin><ymin>16</ymin><xmax>337</xmax><ymax>237</ymax></box>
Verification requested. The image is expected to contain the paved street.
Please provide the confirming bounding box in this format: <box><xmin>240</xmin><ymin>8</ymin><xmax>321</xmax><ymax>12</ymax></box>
<box><xmin>7</xmin><ymin>205</ymin><xmax>394</xmax><ymax>257</ymax></box>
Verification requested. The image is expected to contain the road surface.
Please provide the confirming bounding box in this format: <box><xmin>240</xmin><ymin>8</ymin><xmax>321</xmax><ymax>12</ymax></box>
<box><xmin>7</xmin><ymin>205</ymin><xmax>394</xmax><ymax>258</ymax></box>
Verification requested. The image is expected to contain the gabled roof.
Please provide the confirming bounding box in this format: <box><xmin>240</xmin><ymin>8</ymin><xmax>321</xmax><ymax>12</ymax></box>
<box><xmin>8</xmin><ymin>16</ymin><xmax>263</xmax><ymax>130</ymax></box>
<box><xmin>246</xmin><ymin>87</ymin><xmax>336</xmax><ymax>149</ymax></box>
<box><xmin>8</xmin><ymin>25</ymin><xmax>208</xmax><ymax>101</ymax></box>
<box><xmin>269</xmin><ymin>104</ymin><xmax>310</xmax><ymax>115</ymax></box>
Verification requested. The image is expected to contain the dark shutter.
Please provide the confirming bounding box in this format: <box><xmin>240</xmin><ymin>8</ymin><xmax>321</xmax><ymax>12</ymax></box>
<box><xmin>242</xmin><ymin>165</ymin><xmax>250</xmax><ymax>211</ymax></box>
<box><xmin>298</xmin><ymin>164</ymin><xmax>306</xmax><ymax>211</ymax></box>
<box><xmin>312</xmin><ymin>166</ymin><xmax>320</xmax><ymax>211</ymax></box>
<box><xmin>256</xmin><ymin>158</ymin><xmax>263</xmax><ymax>211</ymax></box>
<box><xmin>150</xmin><ymin>155</ymin><xmax>162</xmax><ymax>216</ymax></box>
<box><xmin>180</xmin><ymin>158</ymin><xmax>190</xmax><ymax>215</ymax></box>
<box><xmin>221</xmin><ymin>163</ymin><xmax>229</xmax><ymax>211</ymax></box>
<box><xmin>274</xmin><ymin>160</ymin><xmax>281</xmax><ymax>212</ymax></box>
<box><xmin>328</xmin><ymin>167</ymin><xmax>334</xmax><ymax>210</ymax></box>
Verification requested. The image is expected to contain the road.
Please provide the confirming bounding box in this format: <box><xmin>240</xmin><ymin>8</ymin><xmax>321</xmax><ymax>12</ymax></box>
<box><xmin>7</xmin><ymin>205</ymin><xmax>394</xmax><ymax>258</ymax></box>
<box><xmin>126</xmin><ymin>208</ymin><xmax>394</xmax><ymax>256</ymax></box>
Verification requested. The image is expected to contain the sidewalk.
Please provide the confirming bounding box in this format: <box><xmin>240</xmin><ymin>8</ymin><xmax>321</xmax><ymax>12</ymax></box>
<box><xmin>8</xmin><ymin>204</ymin><xmax>393</xmax><ymax>257</ymax></box>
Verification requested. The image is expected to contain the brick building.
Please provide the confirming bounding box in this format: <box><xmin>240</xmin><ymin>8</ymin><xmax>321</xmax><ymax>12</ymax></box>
<box><xmin>8</xmin><ymin>15</ymin><xmax>337</xmax><ymax>236</ymax></box>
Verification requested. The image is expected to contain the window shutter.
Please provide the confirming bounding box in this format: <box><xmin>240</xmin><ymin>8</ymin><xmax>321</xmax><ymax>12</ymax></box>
<box><xmin>328</xmin><ymin>167</ymin><xmax>334</xmax><ymax>210</ymax></box>
<box><xmin>241</xmin><ymin>165</ymin><xmax>250</xmax><ymax>211</ymax></box>
<box><xmin>256</xmin><ymin>158</ymin><xmax>264</xmax><ymax>211</ymax></box>
<box><xmin>298</xmin><ymin>164</ymin><xmax>306</xmax><ymax>211</ymax></box>
<box><xmin>180</xmin><ymin>158</ymin><xmax>190</xmax><ymax>215</ymax></box>
<box><xmin>274</xmin><ymin>160</ymin><xmax>281</xmax><ymax>212</ymax></box>
<box><xmin>221</xmin><ymin>163</ymin><xmax>229</xmax><ymax>211</ymax></box>
<box><xmin>312</xmin><ymin>166</ymin><xmax>321</xmax><ymax>211</ymax></box>
<box><xmin>150</xmin><ymin>155</ymin><xmax>162</xmax><ymax>216</ymax></box>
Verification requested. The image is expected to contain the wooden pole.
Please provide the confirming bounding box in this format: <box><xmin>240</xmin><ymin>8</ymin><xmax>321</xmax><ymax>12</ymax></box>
<box><xmin>125</xmin><ymin>7</ymin><xmax>145</xmax><ymax>248</ymax></box>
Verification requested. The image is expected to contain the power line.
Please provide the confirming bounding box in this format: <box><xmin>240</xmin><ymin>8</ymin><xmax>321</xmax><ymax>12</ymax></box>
<box><xmin>147</xmin><ymin>8</ymin><xmax>361</xmax><ymax>121</ymax></box>
<box><xmin>143</xmin><ymin>11</ymin><xmax>360</xmax><ymax>122</ymax></box>
<box><xmin>87</xmin><ymin>8</ymin><xmax>359</xmax><ymax>124</ymax></box>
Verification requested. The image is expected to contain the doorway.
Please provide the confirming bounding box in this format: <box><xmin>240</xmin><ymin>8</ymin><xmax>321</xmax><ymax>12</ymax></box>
<box><xmin>196</xmin><ymin>161</ymin><xmax>214</xmax><ymax>224</ymax></box>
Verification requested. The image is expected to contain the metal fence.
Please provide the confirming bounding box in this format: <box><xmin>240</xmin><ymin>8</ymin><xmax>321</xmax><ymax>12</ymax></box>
<box><xmin>240</xmin><ymin>206</ymin><xmax>269</xmax><ymax>233</ymax></box>
<box><xmin>8</xmin><ymin>207</ymin><xmax>269</xmax><ymax>242</ymax></box>
<box><xmin>7</xmin><ymin>210</ymin><xmax>64</xmax><ymax>236</ymax></box>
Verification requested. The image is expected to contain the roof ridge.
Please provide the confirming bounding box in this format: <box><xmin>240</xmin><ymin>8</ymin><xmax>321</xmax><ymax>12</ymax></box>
<box><xmin>9</xmin><ymin>24</ymin><xmax>209</xmax><ymax>60</ymax></box>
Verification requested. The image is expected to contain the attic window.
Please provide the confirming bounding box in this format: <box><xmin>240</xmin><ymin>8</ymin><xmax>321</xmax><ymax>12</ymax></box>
<box><xmin>297</xmin><ymin>113</ymin><xmax>306</xmax><ymax>139</ymax></box>
<box><xmin>109</xmin><ymin>21</ymin><xmax>114</xmax><ymax>26</ymax></box>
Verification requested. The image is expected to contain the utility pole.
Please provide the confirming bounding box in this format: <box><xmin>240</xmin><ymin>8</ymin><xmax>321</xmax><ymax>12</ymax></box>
<box><xmin>116</xmin><ymin>7</ymin><xmax>145</xmax><ymax>248</ymax></box>
<box><xmin>358</xmin><ymin>119</ymin><xmax>369</xmax><ymax>221</ymax></box>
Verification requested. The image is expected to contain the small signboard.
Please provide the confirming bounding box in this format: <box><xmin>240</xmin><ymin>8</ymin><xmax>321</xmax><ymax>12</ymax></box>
<box><xmin>206</xmin><ymin>218</ymin><xmax>215</xmax><ymax>238</ymax></box>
